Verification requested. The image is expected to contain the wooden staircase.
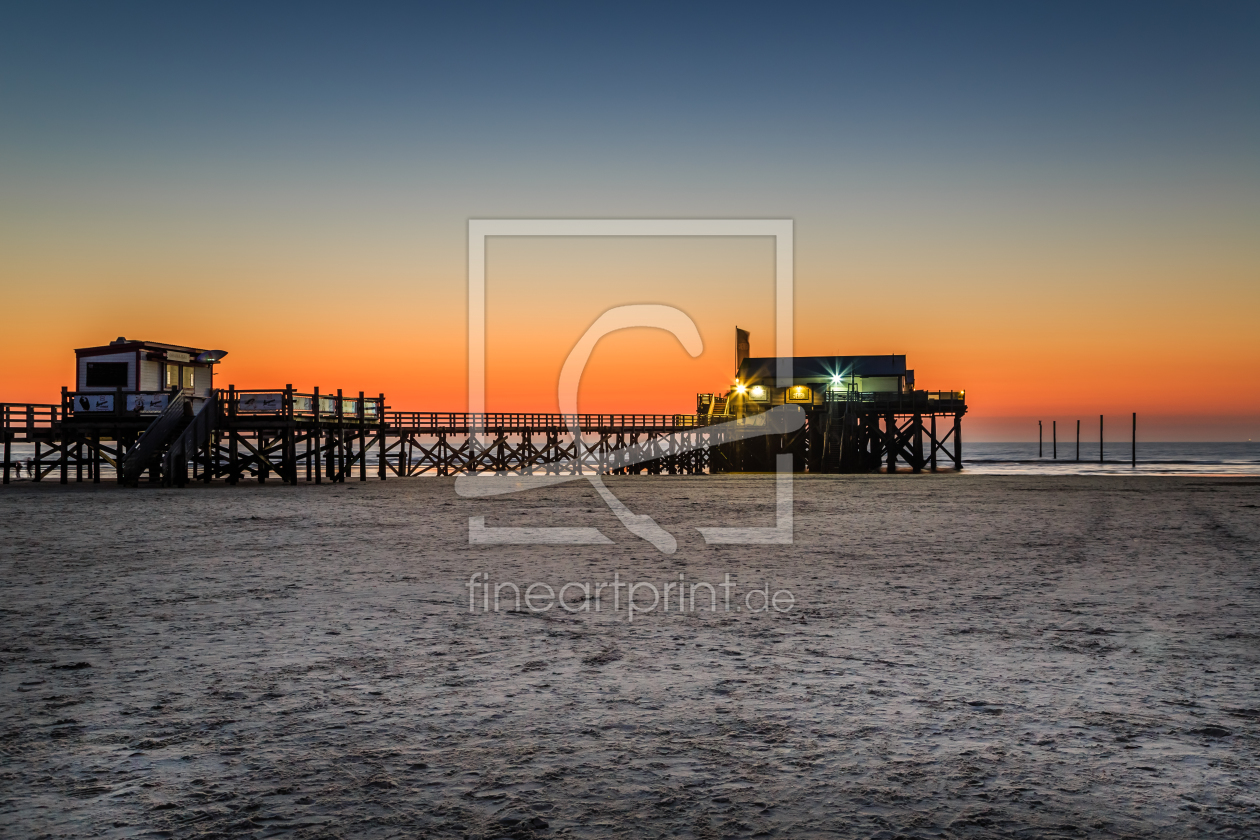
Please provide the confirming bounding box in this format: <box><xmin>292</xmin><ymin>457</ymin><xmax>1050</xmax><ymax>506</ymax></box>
<box><xmin>118</xmin><ymin>390</ymin><xmax>188</xmax><ymax>485</ymax></box>
<box><xmin>162</xmin><ymin>392</ymin><xmax>219</xmax><ymax>487</ymax></box>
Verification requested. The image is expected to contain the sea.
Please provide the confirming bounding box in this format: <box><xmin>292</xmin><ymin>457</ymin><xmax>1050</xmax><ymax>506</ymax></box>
<box><xmin>3</xmin><ymin>441</ymin><xmax>1259</xmax><ymax>481</ymax></box>
<box><xmin>962</xmin><ymin>441</ymin><xmax>1260</xmax><ymax>476</ymax></box>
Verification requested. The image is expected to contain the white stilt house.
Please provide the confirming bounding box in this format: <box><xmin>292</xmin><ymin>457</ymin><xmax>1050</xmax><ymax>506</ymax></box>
<box><xmin>73</xmin><ymin>337</ymin><xmax>226</xmax><ymax>412</ymax></box>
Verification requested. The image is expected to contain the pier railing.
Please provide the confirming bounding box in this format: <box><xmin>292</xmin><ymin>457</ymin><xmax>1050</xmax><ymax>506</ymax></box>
<box><xmin>225</xmin><ymin>387</ymin><xmax>383</xmax><ymax>421</ymax></box>
<box><xmin>1</xmin><ymin>403</ymin><xmax>60</xmax><ymax>433</ymax></box>
<box><xmin>823</xmin><ymin>390</ymin><xmax>965</xmax><ymax>411</ymax></box>
<box><xmin>384</xmin><ymin>412</ymin><xmax>722</xmax><ymax>432</ymax></box>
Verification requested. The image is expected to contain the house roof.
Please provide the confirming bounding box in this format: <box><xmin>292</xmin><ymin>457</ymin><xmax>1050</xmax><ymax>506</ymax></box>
<box><xmin>736</xmin><ymin>355</ymin><xmax>908</xmax><ymax>383</ymax></box>
<box><xmin>75</xmin><ymin>338</ymin><xmax>211</xmax><ymax>357</ymax></box>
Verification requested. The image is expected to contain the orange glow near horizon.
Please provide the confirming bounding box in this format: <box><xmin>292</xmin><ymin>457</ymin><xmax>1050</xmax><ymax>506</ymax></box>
<box><xmin>1</xmin><ymin>234</ymin><xmax>1257</xmax><ymax>441</ymax></box>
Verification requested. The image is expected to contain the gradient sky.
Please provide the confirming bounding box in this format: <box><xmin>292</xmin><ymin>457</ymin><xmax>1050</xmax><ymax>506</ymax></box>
<box><xmin>2</xmin><ymin>2</ymin><xmax>1257</xmax><ymax>439</ymax></box>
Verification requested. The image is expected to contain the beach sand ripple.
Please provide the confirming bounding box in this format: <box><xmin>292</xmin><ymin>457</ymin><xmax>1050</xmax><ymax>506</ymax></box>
<box><xmin>1</xmin><ymin>475</ymin><xmax>1258</xmax><ymax>838</ymax></box>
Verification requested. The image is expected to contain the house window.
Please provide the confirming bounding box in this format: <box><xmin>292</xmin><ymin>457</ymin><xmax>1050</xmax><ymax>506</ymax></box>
<box><xmin>787</xmin><ymin>385</ymin><xmax>812</xmax><ymax>402</ymax></box>
<box><xmin>183</xmin><ymin>367</ymin><xmax>194</xmax><ymax>389</ymax></box>
<box><xmin>86</xmin><ymin>362</ymin><xmax>129</xmax><ymax>387</ymax></box>
<box><xmin>166</xmin><ymin>365</ymin><xmax>175</xmax><ymax>387</ymax></box>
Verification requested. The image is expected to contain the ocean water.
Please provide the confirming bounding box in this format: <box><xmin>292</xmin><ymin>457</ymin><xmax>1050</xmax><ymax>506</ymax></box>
<box><xmin>962</xmin><ymin>441</ymin><xmax>1260</xmax><ymax>476</ymax></box>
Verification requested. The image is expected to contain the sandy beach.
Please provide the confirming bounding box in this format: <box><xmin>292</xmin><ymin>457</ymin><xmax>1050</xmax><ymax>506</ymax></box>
<box><xmin>2</xmin><ymin>474</ymin><xmax>1258</xmax><ymax>838</ymax></box>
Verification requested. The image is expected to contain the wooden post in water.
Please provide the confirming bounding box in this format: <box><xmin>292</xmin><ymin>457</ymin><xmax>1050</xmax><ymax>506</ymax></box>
<box><xmin>1076</xmin><ymin>419</ymin><xmax>1080</xmax><ymax>462</ymax></box>
<box><xmin>1039</xmin><ymin>420</ymin><xmax>1043</xmax><ymax>457</ymax></box>
<box><xmin>1099</xmin><ymin>414</ymin><xmax>1104</xmax><ymax>463</ymax></box>
<box><xmin>1053</xmin><ymin>420</ymin><xmax>1057</xmax><ymax>459</ymax></box>
<box><xmin>1132</xmin><ymin>412</ymin><xmax>1136</xmax><ymax>468</ymax></box>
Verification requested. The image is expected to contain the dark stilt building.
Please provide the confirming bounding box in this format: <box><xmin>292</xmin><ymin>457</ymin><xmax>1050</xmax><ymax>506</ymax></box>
<box><xmin>697</xmin><ymin>354</ymin><xmax>966</xmax><ymax>473</ymax></box>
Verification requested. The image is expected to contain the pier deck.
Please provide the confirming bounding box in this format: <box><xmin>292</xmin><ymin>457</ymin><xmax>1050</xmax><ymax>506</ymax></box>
<box><xmin>3</xmin><ymin>386</ymin><xmax>966</xmax><ymax>485</ymax></box>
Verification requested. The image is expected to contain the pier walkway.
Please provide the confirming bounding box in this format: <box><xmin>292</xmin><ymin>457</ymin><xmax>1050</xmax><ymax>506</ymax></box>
<box><xmin>2</xmin><ymin>385</ymin><xmax>966</xmax><ymax>486</ymax></box>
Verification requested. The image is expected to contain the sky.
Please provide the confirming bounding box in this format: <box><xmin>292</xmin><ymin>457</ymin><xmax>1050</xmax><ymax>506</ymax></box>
<box><xmin>1</xmin><ymin>2</ymin><xmax>1257</xmax><ymax>440</ymax></box>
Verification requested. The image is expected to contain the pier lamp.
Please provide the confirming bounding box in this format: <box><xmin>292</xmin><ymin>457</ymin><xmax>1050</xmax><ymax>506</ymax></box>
<box><xmin>734</xmin><ymin>381</ymin><xmax>746</xmax><ymax>395</ymax></box>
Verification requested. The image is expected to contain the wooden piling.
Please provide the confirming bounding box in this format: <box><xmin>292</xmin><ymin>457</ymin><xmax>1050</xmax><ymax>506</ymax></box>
<box><xmin>228</xmin><ymin>385</ymin><xmax>239</xmax><ymax>485</ymax></box>
<box><xmin>1053</xmin><ymin>420</ymin><xmax>1056</xmax><ymax>460</ymax></box>
<box><xmin>1039</xmin><ymin>420</ymin><xmax>1043</xmax><ymax>458</ymax></box>
<box><xmin>1099</xmin><ymin>414</ymin><xmax>1104</xmax><ymax>464</ymax></box>
<box><xmin>58</xmin><ymin>401</ymin><xmax>68</xmax><ymax>484</ymax></box>
<box><xmin>284</xmin><ymin>384</ymin><xmax>295</xmax><ymax>485</ymax></box>
<box><xmin>1132</xmin><ymin>412</ymin><xmax>1136</xmax><ymax>468</ymax></box>
<box><xmin>1076</xmin><ymin>419</ymin><xmax>1080</xmax><ymax>462</ymax></box>
<box><xmin>358</xmin><ymin>391</ymin><xmax>367</xmax><ymax>481</ymax></box>
<box><xmin>336</xmin><ymin>389</ymin><xmax>345</xmax><ymax>483</ymax></box>
<box><xmin>377</xmin><ymin>393</ymin><xmax>387</xmax><ymax>480</ymax></box>
<box><xmin>930</xmin><ymin>414</ymin><xmax>937</xmax><ymax>472</ymax></box>
<box><xmin>313</xmin><ymin>386</ymin><xmax>321</xmax><ymax>484</ymax></box>
<box><xmin>885</xmin><ymin>412</ymin><xmax>897</xmax><ymax>473</ymax></box>
<box><xmin>953</xmin><ymin>412</ymin><xmax>963</xmax><ymax>470</ymax></box>
<box><xmin>912</xmin><ymin>413</ymin><xmax>923</xmax><ymax>473</ymax></box>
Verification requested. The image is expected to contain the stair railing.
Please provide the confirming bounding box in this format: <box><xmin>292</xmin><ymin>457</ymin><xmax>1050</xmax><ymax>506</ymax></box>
<box><xmin>162</xmin><ymin>391</ymin><xmax>219</xmax><ymax>487</ymax></box>
<box><xmin>119</xmin><ymin>389</ymin><xmax>186</xmax><ymax>485</ymax></box>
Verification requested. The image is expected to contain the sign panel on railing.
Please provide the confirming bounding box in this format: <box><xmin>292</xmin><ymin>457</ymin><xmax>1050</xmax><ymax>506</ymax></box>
<box><xmin>73</xmin><ymin>394</ymin><xmax>115</xmax><ymax>412</ymax></box>
<box><xmin>293</xmin><ymin>396</ymin><xmax>371</xmax><ymax>417</ymax></box>
<box><xmin>127</xmin><ymin>394</ymin><xmax>169</xmax><ymax>412</ymax></box>
<box><xmin>238</xmin><ymin>393</ymin><xmax>284</xmax><ymax>413</ymax></box>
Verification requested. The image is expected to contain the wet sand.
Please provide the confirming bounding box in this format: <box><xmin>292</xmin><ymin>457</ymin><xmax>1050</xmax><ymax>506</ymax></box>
<box><xmin>2</xmin><ymin>475</ymin><xmax>1258</xmax><ymax>838</ymax></box>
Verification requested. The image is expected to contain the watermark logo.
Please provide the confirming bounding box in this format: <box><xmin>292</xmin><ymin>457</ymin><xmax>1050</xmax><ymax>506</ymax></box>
<box><xmin>467</xmin><ymin>572</ymin><xmax>796</xmax><ymax>621</ymax></box>
<box><xmin>456</xmin><ymin>219</ymin><xmax>796</xmax><ymax>553</ymax></box>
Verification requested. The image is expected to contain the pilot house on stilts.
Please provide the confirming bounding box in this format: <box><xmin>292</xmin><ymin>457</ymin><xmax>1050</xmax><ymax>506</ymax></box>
<box><xmin>696</xmin><ymin>329</ymin><xmax>966</xmax><ymax>473</ymax></box>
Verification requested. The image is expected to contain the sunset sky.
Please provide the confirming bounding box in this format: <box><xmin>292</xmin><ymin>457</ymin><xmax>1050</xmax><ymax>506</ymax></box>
<box><xmin>2</xmin><ymin>3</ymin><xmax>1257</xmax><ymax>440</ymax></box>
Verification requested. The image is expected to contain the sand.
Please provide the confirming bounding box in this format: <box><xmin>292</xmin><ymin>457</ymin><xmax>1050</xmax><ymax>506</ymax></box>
<box><xmin>1</xmin><ymin>474</ymin><xmax>1258</xmax><ymax>839</ymax></box>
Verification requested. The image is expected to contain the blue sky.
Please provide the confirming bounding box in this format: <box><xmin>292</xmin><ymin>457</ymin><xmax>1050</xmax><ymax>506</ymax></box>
<box><xmin>2</xmin><ymin>2</ymin><xmax>1258</xmax><ymax>437</ymax></box>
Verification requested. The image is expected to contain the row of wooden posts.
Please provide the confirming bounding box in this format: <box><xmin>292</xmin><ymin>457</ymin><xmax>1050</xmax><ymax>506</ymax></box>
<box><xmin>1038</xmin><ymin>413</ymin><xmax>1138</xmax><ymax>466</ymax></box>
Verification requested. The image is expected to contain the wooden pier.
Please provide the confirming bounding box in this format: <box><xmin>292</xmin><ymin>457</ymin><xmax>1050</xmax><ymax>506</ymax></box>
<box><xmin>2</xmin><ymin>385</ymin><xmax>966</xmax><ymax>486</ymax></box>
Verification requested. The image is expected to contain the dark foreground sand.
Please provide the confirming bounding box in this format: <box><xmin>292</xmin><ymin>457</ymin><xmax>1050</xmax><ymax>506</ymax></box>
<box><xmin>1</xmin><ymin>475</ymin><xmax>1258</xmax><ymax>839</ymax></box>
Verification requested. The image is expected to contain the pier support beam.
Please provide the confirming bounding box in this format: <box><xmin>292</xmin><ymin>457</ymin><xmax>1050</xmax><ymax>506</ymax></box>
<box><xmin>953</xmin><ymin>412</ymin><xmax>963</xmax><ymax>470</ymax></box>
<box><xmin>912</xmin><ymin>413</ymin><xmax>924</xmax><ymax>474</ymax></box>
